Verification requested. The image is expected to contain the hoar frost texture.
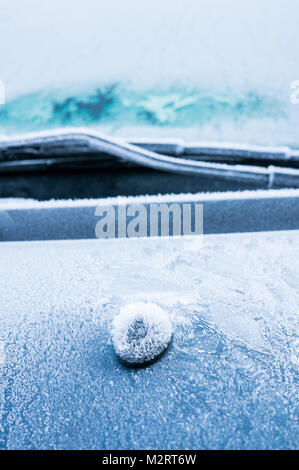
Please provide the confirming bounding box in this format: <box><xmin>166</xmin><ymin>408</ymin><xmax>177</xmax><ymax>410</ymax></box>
<box><xmin>112</xmin><ymin>302</ymin><xmax>172</xmax><ymax>366</ymax></box>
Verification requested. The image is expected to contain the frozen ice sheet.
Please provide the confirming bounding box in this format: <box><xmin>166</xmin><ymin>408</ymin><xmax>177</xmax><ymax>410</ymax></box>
<box><xmin>0</xmin><ymin>230</ymin><xmax>298</xmax><ymax>449</ymax></box>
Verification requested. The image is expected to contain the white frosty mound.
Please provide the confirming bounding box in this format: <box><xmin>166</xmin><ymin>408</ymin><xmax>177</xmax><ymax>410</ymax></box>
<box><xmin>112</xmin><ymin>302</ymin><xmax>172</xmax><ymax>367</ymax></box>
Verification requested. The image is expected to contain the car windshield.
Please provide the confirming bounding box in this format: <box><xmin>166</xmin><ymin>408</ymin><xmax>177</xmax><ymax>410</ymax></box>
<box><xmin>1</xmin><ymin>0</ymin><xmax>298</xmax><ymax>150</ymax></box>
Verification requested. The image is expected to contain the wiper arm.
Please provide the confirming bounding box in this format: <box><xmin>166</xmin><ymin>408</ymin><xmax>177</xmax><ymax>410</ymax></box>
<box><xmin>0</xmin><ymin>128</ymin><xmax>299</xmax><ymax>187</ymax></box>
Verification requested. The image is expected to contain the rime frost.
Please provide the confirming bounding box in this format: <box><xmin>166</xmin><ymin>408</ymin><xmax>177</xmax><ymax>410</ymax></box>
<box><xmin>112</xmin><ymin>302</ymin><xmax>172</xmax><ymax>366</ymax></box>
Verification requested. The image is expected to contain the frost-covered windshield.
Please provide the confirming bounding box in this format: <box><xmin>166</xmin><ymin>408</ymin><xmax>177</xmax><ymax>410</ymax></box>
<box><xmin>0</xmin><ymin>0</ymin><xmax>298</xmax><ymax>148</ymax></box>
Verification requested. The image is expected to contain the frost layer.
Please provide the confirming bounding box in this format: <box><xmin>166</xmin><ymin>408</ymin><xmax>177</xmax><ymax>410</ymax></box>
<box><xmin>112</xmin><ymin>302</ymin><xmax>172</xmax><ymax>366</ymax></box>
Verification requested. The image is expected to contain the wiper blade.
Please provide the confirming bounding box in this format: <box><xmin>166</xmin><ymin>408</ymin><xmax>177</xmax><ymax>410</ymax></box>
<box><xmin>0</xmin><ymin>128</ymin><xmax>299</xmax><ymax>187</ymax></box>
<box><xmin>132</xmin><ymin>139</ymin><xmax>299</xmax><ymax>163</ymax></box>
<box><xmin>1</xmin><ymin>129</ymin><xmax>299</xmax><ymax>161</ymax></box>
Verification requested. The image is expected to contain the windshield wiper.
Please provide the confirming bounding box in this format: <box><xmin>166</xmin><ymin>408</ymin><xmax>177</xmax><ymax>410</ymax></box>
<box><xmin>0</xmin><ymin>128</ymin><xmax>299</xmax><ymax>188</ymax></box>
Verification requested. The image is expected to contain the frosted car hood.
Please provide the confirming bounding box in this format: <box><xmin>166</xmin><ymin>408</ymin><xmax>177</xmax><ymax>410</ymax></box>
<box><xmin>0</xmin><ymin>230</ymin><xmax>298</xmax><ymax>449</ymax></box>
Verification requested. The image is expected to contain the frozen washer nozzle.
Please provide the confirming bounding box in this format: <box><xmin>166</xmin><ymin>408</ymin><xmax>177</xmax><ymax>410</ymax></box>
<box><xmin>112</xmin><ymin>302</ymin><xmax>172</xmax><ymax>367</ymax></box>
